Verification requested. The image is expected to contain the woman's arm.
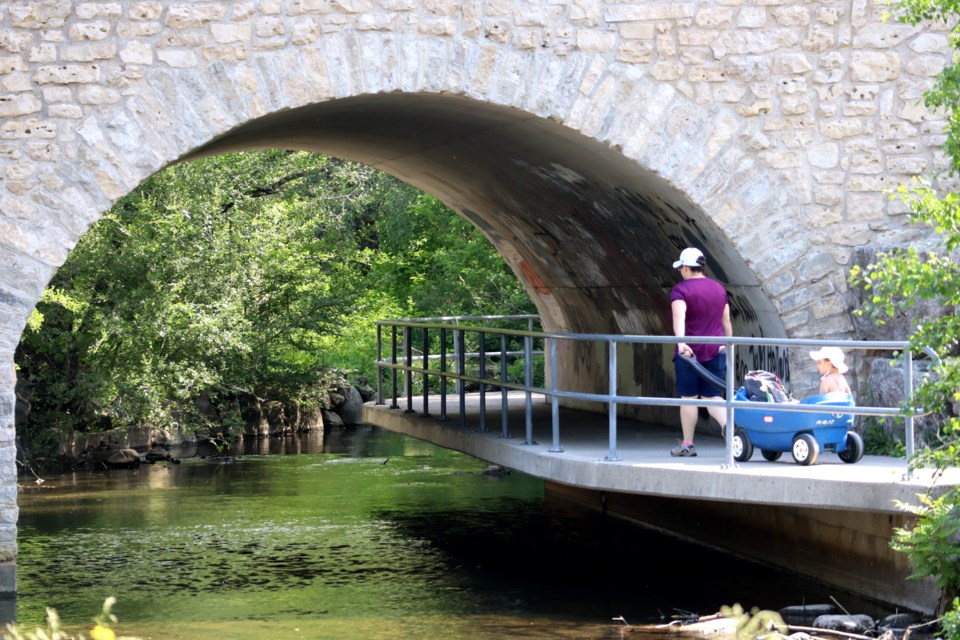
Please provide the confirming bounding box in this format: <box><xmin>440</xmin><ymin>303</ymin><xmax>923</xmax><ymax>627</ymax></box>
<box><xmin>672</xmin><ymin>299</ymin><xmax>691</xmax><ymax>356</ymax></box>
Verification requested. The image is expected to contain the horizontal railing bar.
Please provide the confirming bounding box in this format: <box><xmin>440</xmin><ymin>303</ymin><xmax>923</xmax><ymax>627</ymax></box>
<box><xmin>381</xmin><ymin>313</ymin><xmax>539</xmax><ymax>323</ymax></box>
<box><xmin>391</xmin><ymin>351</ymin><xmax>543</xmax><ymax>361</ymax></box>
<box><xmin>374</xmin><ymin>314</ymin><xmax>932</xmax><ymax>476</ymax></box>
<box><xmin>377</xmin><ymin>320</ymin><xmax>910</xmax><ymax>351</ymax></box>
<box><xmin>376</xmin><ymin>362</ymin><xmax>913</xmax><ymax>419</ymax></box>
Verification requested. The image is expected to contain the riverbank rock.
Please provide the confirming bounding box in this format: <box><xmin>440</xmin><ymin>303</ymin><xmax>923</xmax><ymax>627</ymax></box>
<box><xmin>264</xmin><ymin>400</ymin><xmax>291</xmax><ymax>436</ymax></box>
<box><xmin>321</xmin><ymin>409</ymin><xmax>345</xmax><ymax>430</ymax></box>
<box><xmin>107</xmin><ymin>449</ymin><xmax>140</xmax><ymax>469</ymax></box>
<box><xmin>299</xmin><ymin>405</ymin><xmax>324</xmax><ymax>431</ymax></box>
<box><xmin>811</xmin><ymin>614</ymin><xmax>875</xmax><ymax>633</ymax></box>
<box><xmin>337</xmin><ymin>386</ymin><xmax>364</xmax><ymax>425</ymax></box>
<box><xmin>878</xmin><ymin>613</ymin><xmax>922</xmax><ymax>640</ymax></box>
<box><xmin>778</xmin><ymin>604</ymin><xmax>837</xmax><ymax>626</ymax></box>
<box><xmin>355</xmin><ymin>377</ymin><xmax>375</xmax><ymax>402</ymax></box>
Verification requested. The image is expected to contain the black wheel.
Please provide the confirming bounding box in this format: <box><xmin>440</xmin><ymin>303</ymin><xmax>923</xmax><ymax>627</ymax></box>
<box><xmin>733</xmin><ymin>427</ymin><xmax>753</xmax><ymax>462</ymax></box>
<box><xmin>760</xmin><ymin>449</ymin><xmax>783</xmax><ymax>462</ymax></box>
<box><xmin>792</xmin><ymin>433</ymin><xmax>819</xmax><ymax>466</ymax></box>
<box><xmin>838</xmin><ymin>431</ymin><xmax>864</xmax><ymax>464</ymax></box>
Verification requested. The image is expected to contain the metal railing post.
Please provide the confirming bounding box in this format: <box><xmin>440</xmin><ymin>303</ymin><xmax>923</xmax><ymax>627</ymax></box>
<box><xmin>500</xmin><ymin>334</ymin><xmax>510</xmax><ymax>438</ymax></box>
<box><xmin>454</xmin><ymin>318</ymin><xmax>462</xmax><ymax>395</ymax></box>
<box><xmin>376</xmin><ymin>323</ymin><xmax>384</xmax><ymax>405</ymax></box>
<box><xmin>439</xmin><ymin>327</ymin><xmax>448</xmax><ymax>421</ymax></box>
<box><xmin>605</xmin><ymin>338</ymin><xmax>621</xmax><ymax>461</ymax></box>
<box><xmin>725</xmin><ymin>343</ymin><xmax>736</xmax><ymax>469</ymax></box>
<box><xmin>421</xmin><ymin>326</ymin><xmax>430</xmax><ymax>417</ymax></box>
<box><xmin>457</xmin><ymin>329</ymin><xmax>467</xmax><ymax>427</ymax></box>
<box><xmin>390</xmin><ymin>325</ymin><xmax>398</xmax><ymax>409</ymax></box>
<box><xmin>904</xmin><ymin>349</ymin><xmax>915</xmax><ymax>479</ymax></box>
<box><xmin>524</xmin><ymin>334</ymin><xmax>535</xmax><ymax>445</ymax></box>
<box><xmin>478</xmin><ymin>330</ymin><xmax>488</xmax><ymax>432</ymax></box>
<box><xmin>549</xmin><ymin>337</ymin><xmax>563</xmax><ymax>452</ymax></box>
<box><xmin>404</xmin><ymin>325</ymin><xmax>414</xmax><ymax>413</ymax></box>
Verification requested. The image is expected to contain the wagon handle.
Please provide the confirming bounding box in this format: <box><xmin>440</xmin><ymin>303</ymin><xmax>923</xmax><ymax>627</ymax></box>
<box><xmin>678</xmin><ymin>353</ymin><xmax>727</xmax><ymax>393</ymax></box>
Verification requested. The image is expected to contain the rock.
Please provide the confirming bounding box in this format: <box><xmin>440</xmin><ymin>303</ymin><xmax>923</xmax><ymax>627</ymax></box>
<box><xmin>264</xmin><ymin>400</ymin><xmax>291</xmax><ymax>436</ymax></box>
<box><xmin>240</xmin><ymin>393</ymin><xmax>269</xmax><ymax>438</ymax></box>
<box><xmin>328</xmin><ymin>391</ymin><xmax>346</xmax><ymax>409</ymax></box>
<box><xmin>867</xmin><ymin>357</ymin><xmax>953</xmax><ymax>444</ymax></box>
<box><xmin>811</xmin><ymin>614</ymin><xmax>875</xmax><ymax>633</ymax></box>
<box><xmin>482</xmin><ymin>464</ymin><xmax>511</xmax><ymax>476</ymax></box>
<box><xmin>297</xmin><ymin>405</ymin><xmax>323</xmax><ymax>431</ymax></box>
<box><xmin>321</xmin><ymin>409</ymin><xmax>345</xmax><ymax>430</ymax></box>
<box><xmin>880</xmin><ymin>613</ymin><xmax>919</xmax><ymax>630</ymax></box>
<box><xmin>151</xmin><ymin>429</ymin><xmax>173</xmax><ymax>447</ymax></box>
<box><xmin>75</xmin><ymin>429</ymin><xmax>125</xmax><ymax>452</ymax></box>
<box><xmin>337</xmin><ymin>386</ymin><xmax>364</xmax><ymax>425</ymax></box>
<box><xmin>144</xmin><ymin>448</ymin><xmax>172</xmax><ymax>463</ymax></box>
<box><xmin>106</xmin><ymin>448</ymin><xmax>141</xmax><ymax>468</ymax></box>
<box><xmin>779</xmin><ymin>604</ymin><xmax>837</xmax><ymax>626</ymax></box>
<box><xmin>355</xmin><ymin>376</ymin><xmax>376</xmax><ymax>402</ymax></box>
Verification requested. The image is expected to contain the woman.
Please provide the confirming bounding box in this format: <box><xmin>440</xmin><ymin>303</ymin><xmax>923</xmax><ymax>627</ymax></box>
<box><xmin>670</xmin><ymin>247</ymin><xmax>733</xmax><ymax>457</ymax></box>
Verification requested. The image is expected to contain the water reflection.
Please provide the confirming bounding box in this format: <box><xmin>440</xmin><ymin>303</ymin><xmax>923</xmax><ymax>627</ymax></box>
<box><xmin>15</xmin><ymin>426</ymin><xmax>884</xmax><ymax>640</ymax></box>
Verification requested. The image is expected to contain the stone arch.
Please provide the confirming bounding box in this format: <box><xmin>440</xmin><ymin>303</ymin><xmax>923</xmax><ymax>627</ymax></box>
<box><xmin>10</xmin><ymin>38</ymin><xmax>807</xmax><ymax>339</ymax></box>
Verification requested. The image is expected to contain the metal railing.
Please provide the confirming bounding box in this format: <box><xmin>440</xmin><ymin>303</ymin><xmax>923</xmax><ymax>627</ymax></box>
<box><xmin>374</xmin><ymin>315</ymin><xmax>937</xmax><ymax>477</ymax></box>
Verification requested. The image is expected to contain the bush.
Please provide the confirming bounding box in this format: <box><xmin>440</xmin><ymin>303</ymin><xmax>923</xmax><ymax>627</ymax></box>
<box><xmin>862</xmin><ymin>418</ymin><xmax>906</xmax><ymax>457</ymax></box>
<box><xmin>3</xmin><ymin>597</ymin><xmax>137</xmax><ymax>640</ymax></box>
<box><xmin>891</xmin><ymin>489</ymin><xmax>960</xmax><ymax>603</ymax></box>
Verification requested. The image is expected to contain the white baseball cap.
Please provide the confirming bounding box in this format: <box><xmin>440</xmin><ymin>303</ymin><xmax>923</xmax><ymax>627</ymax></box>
<box><xmin>672</xmin><ymin>247</ymin><xmax>705</xmax><ymax>269</ymax></box>
<box><xmin>810</xmin><ymin>347</ymin><xmax>848</xmax><ymax>374</ymax></box>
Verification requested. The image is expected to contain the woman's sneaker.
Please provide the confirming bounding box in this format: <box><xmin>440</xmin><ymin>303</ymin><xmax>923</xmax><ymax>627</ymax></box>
<box><xmin>670</xmin><ymin>442</ymin><xmax>697</xmax><ymax>457</ymax></box>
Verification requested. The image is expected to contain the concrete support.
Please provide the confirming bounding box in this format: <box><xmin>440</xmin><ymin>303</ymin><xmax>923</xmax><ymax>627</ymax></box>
<box><xmin>547</xmin><ymin>482</ymin><xmax>941</xmax><ymax>615</ymax></box>
<box><xmin>0</xmin><ymin>357</ymin><xmax>16</xmax><ymax>588</ymax></box>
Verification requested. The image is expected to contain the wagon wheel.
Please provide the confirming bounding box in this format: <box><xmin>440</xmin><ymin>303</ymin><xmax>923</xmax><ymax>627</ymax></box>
<box><xmin>838</xmin><ymin>432</ymin><xmax>864</xmax><ymax>464</ymax></box>
<box><xmin>791</xmin><ymin>433</ymin><xmax>819</xmax><ymax>466</ymax></box>
<box><xmin>760</xmin><ymin>449</ymin><xmax>782</xmax><ymax>462</ymax></box>
<box><xmin>733</xmin><ymin>427</ymin><xmax>753</xmax><ymax>462</ymax></box>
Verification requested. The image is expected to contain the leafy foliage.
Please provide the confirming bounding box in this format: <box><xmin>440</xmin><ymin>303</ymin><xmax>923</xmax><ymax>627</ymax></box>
<box><xmin>861</xmin><ymin>418</ymin><xmax>907</xmax><ymax>457</ymax></box>
<box><xmin>945</xmin><ymin>597</ymin><xmax>960</xmax><ymax>640</ymax></box>
<box><xmin>848</xmin><ymin>0</ymin><xmax>960</xmax><ymax>616</ymax></box>
<box><xmin>848</xmin><ymin>9</ymin><xmax>960</xmax><ymax>472</ymax></box>
<box><xmin>15</xmin><ymin>151</ymin><xmax>532</xmax><ymax>456</ymax></box>
<box><xmin>892</xmin><ymin>493</ymin><xmax>960</xmax><ymax>602</ymax></box>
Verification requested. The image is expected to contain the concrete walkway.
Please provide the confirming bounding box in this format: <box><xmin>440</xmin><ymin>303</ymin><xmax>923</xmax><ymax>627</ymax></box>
<box><xmin>364</xmin><ymin>391</ymin><xmax>960</xmax><ymax>515</ymax></box>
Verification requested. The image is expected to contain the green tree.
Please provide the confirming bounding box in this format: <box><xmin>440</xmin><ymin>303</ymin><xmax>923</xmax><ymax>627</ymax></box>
<box><xmin>849</xmin><ymin>0</ymin><xmax>960</xmax><ymax>617</ymax></box>
<box><xmin>373</xmin><ymin>192</ymin><xmax>533</xmax><ymax>317</ymax></box>
<box><xmin>15</xmin><ymin>150</ymin><xmax>532</xmax><ymax>459</ymax></box>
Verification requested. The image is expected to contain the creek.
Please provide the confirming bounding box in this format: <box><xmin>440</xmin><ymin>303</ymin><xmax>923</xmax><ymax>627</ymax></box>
<box><xmin>15</xmin><ymin>425</ymin><xmax>887</xmax><ymax>639</ymax></box>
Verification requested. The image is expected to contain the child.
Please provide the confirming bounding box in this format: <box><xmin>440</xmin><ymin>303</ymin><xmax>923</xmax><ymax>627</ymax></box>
<box><xmin>809</xmin><ymin>347</ymin><xmax>852</xmax><ymax>395</ymax></box>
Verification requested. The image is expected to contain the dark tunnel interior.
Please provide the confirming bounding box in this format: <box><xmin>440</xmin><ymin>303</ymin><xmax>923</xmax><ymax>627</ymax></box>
<box><xmin>187</xmin><ymin>92</ymin><xmax>784</xmax><ymax>343</ymax></box>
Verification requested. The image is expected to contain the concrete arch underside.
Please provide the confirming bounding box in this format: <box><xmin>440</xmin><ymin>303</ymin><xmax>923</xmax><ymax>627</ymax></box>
<box><xmin>188</xmin><ymin>91</ymin><xmax>792</xmax><ymax>413</ymax></box>
<box><xmin>0</xmin><ymin>1</ymin><xmax>952</xmax><ymax>596</ymax></box>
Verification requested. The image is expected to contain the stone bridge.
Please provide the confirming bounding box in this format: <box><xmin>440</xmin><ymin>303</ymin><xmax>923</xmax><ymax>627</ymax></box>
<box><xmin>0</xmin><ymin>0</ymin><xmax>951</xmax><ymax>589</ymax></box>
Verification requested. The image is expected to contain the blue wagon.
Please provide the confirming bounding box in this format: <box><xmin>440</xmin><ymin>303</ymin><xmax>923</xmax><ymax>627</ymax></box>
<box><xmin>730</xmin><ymin>388</ymin><xmax>863</xmax><ymax>465</ymax></box>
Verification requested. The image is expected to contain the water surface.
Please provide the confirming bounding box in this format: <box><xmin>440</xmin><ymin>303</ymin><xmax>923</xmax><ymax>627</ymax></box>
<box><xmin>16</xmin><ymin>426</ymin><xmax>884</xmax><ymax>639</ymax></box>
